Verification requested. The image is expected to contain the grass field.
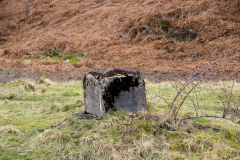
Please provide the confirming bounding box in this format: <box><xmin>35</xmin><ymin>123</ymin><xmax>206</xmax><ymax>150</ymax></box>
<box><xmin>0</xmin><ymin>79</ymin><xmax>239</xmax><ymax>160</ymax></box>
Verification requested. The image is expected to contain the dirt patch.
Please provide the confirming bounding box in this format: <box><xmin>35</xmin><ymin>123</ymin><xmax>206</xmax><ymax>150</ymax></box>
<box><xmin>0</xmin><ymin>66</ymin><xmax>239</xmax><ymax>84</ymax></box>
<box><xmin>0</xmin><ymin>67</ymin><xmax>84</xmax><ymax>84</ymax></box>
<box><xmin>0</xmin><ymin>67</ymin><xmax>187</xmax><ymax>83</ymax></box>
<box><xmin>0</xmin><ymin>68</ymin><xmax>39</xmax><ymax>83</ymax></box>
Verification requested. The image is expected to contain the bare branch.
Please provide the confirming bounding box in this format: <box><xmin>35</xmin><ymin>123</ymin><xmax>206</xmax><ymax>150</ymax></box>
<box><xmin>181</xmin><ymin>114</ymin><xmax>240</xmax><ymax>125</ymax></box>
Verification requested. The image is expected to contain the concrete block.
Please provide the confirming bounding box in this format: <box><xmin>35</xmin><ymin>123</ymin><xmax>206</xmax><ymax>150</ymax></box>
<box><xmin>83</xmin><ymin>69</ymin><xmax>146</xmax><ymax>117</ymax></box>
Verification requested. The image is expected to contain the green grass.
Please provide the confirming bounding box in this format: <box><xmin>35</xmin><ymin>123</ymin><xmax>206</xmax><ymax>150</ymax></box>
<box><xmin>0</xmin><ymin>79</ymin><xmax>239</xmax><ymax>160</ymax></box>
<box><xmin>22</xmin><ymin>49</ymin><xmax>84</xmax><ymax>64</ymax></box>
<box><xmin>43</xmin><ymin>49</ymin><xmax>84</xmax><ymax>63</ymax></box>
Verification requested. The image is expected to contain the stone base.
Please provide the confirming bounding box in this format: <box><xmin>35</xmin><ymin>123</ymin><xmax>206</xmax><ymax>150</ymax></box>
<box><xmin>83</xmin><ymin>69</ymin><xmax>146</xmax><ymax>117</ymax></box>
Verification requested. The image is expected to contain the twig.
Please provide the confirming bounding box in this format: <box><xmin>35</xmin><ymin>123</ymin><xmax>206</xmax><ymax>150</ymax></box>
<box><xmin>157</xmin><ymin>94</ymin><xmax>171</xmax><ymax>106</ymax></box>
<box><xmin>183</xmin><ymin>88</ymin><xmax>199</xmax><ymax>117</ymax></box>
<box><xmin>181</xmin><ymin>114</ymin><xmax>240</xmax><ymax>125</ymax></box>
<box><xmin>225</xmin><ymin>78</ymin><xmax>235</xmax><ymax>117</ymax></box>
<box><xmin>193</xmin><ymin>87</ymin><xmax>200</xmax><ymax>116</ymax></box>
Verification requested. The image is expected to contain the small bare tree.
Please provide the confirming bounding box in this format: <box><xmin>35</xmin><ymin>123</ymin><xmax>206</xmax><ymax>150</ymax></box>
<box><xmin>158</xmin><ymin>54</ymin><xmax>240</xmax><ymax>125</ymax></box>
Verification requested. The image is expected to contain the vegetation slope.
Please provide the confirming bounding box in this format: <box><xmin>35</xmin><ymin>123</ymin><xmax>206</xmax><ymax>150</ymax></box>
<box><xmin>0</xmin><ymin>0</ymin><xmax>239</xmax><ymax>78</ymax></box>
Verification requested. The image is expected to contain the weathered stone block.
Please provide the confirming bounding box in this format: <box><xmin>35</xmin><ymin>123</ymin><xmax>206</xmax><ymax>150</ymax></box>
<box><xmin>83</xmin><ymin>69</ymin><xmax>147</xmax><ymax>117</ymax></box>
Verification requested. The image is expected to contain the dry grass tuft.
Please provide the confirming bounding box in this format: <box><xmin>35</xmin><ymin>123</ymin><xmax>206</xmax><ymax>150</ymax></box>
<box><xmin>0</xmin><ymin>125</ymin><xmax>24</xmax><ymax>137</ymax></box>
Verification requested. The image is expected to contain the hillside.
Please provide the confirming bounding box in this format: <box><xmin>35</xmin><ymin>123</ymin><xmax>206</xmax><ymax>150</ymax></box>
<box><xmin>0</xmin><ymin>0</ymin><xmax>240</xmax><ymax>80</ymax></box>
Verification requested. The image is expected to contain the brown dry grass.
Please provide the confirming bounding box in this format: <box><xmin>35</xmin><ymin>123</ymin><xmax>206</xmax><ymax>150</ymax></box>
<box><xmin>0</xmin><ymin>0</ymin><xmax>239</xmax><ymax>79</ymax></box>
